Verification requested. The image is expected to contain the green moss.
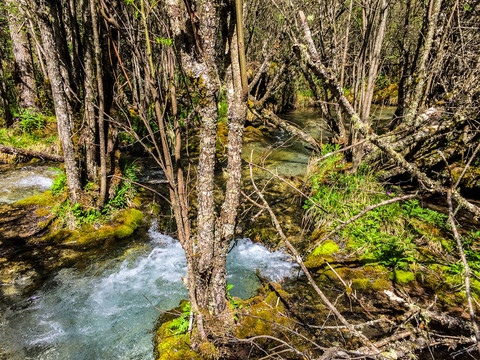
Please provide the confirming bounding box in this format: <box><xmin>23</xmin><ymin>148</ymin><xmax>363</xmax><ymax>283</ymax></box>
<box><xmin>312</xmin><ymin>240</ymin><xmax>339</xmax><ymax>256</ymax></box>
<box><xmin>389</xmin><ymin>269</ymin><xmax>415</xmax><ymax>284</ymax></box>
<box><xmin>114</xmin><ymin>225</ymin><xmax>134</xmax><ymax>238</ymax></box>
<box><xmin>351</xmin><ymin>278</ymin><xmax>372</xmax><ymax>290</ymax></box>
<box><xmin>43</xmin><ymin>229</ymin><xmax>74</xmax><ymax>243</ymax></box>
<box><xmin>151</xmin><ymin>203</ymin><xmax>161</xmax><ymax>215</ymax></box>
<box><xmin>15</xmin><ymin>191</ymin><xmax>59</xmax><ymax>207</ymax></box>
<box><xmin>123</xmin><ymin>209</ymin><xmax>144</xmax><ymax>228</ymax></box>
<box><xmin>305</xmin><ymin>241</ymin><xmax>340</xmax><ymax>269</ymax></box>
<box><xmin>155</xmin><ymin>322</ymin><xmax>200</xmax><ymax>360</ymax></box>
<box><xmin>372</xmin><ymin>279</ymin><xmax>390</xmax><ymax>290</ymax></box>
<box><xmin>235</xmin><ymin>289</ymin><xmax>293</xmax><ymax>340</ymax></box>
<box><xmin>41</xmin><ymin>208</ymin><xmax>144</xmax><ymax>245</ymax></box>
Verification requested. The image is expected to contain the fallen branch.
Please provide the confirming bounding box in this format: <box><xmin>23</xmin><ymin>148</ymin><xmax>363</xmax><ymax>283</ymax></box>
<box><xmin>0</xmin><ymin>144</ymin><xmax>64</xmax><ymax>162</ymax></box>
<box><xmin>447</xmin><ymin>190</ymin><xmax>480</xmax><ymax>353</ymax></box>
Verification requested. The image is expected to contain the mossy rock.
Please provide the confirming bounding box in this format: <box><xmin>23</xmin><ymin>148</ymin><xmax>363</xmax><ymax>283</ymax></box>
<box><xmin>43</xmin><ymin>208</ymin><xmax>144</xmax><ymax>245</ymax></box>
<box><xmin>372</xmin><ymin>278</ymin><xmax>391</xmax><ymax>291</ymax></box>
<box><xmin>235</xmin><ymin>287</ymin><xmax>293</xmax><ymax>340</ymax></box>
<box><xmin>154</xmin><ymin>323</ymin><xmax>200</xmax><ymax>360</ymax></box>
<box><xmin>351</xmin><ymin>278</ymin><xmax>372</xmax><ymax>290</ymax></box>
<box><xmin>15</xmin><ymin>191</ymin><xmax>60</xmax><ymax>207</ymax></box>
<box><xmin>305</xmin><ymin>240</ymin><xmax>339</xmax><ymax>268</ymax></box>
<box><xmin>312</xmin><ymin>240</ymin><xmax>339</xmax><ymax>256</ymax></box>
<box><xmin>389</xmin><ymin>269</ymin><xmax>415</xmax><ymax>284</ymax></box>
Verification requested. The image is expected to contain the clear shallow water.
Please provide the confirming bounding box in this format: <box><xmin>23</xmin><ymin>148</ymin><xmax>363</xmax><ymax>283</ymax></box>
<box><xmin>0</xmin><ymin>165</ymin><xmax>57</xmax><ymax>204</ymax></box>
<box><xmin>0</xmin><ymin>223</ymin><xmax>295</xmax><ymax>360</ymax></box>
<box><xmin>243</xmin><ymin>106</ymin><xmax>396</xmax><ymax>177</ymax></box>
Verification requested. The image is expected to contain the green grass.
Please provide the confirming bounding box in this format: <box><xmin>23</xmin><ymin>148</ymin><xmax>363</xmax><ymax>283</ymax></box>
<box><xmin>304</xmin><ymin>146</ymin><xmax>448</xmax><ymax>271</ymax></box>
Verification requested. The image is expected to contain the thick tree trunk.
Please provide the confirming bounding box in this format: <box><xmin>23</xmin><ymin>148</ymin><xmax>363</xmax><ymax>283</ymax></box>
<box><xmin>166</xmin><ymin>0</ymin><xmax>241</xmax><ymax>341</ymax></box>
<box><xmin>35</xmin><ymin>0</ymin><xmax>81</xmax><ymax>203</ymax></box>
<box><xmin>7</xmin><ymin>2</ymin><xmax>37</xmax><ymax>108</ymax></box>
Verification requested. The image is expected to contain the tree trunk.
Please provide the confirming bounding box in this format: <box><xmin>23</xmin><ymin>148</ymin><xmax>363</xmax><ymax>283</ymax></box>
<box><xmin>7</xmin><ymin>1</ymin><xmax>37</xmax><ymax>108</ymax></box>
<box><xmin>166</xmin><ymin>0</ymin><xmax>240</xmax><ymax>341</ymax></box>
<box><xmin>83</xmin><ymin>1</ymin><xmax>97</xmax><ymax>182</ymax></box>
<box><xmin>90</xmin><ymin>0</ymin><xmax>107</xmax><ymax>206</ymax></box>
<box><xmin>353</xmin><ymin>0</ymin><xmax>389</xmax><ymax>169</ymax></box>
<box><xmin>34</xmin><ymin>0</ymin><xmax>81</xmax><ymax>203</ymax></box>
<box><xmin>403</xmin><ymin>0</ymin><xmax>442</xmax><ymax>126</ymax></box>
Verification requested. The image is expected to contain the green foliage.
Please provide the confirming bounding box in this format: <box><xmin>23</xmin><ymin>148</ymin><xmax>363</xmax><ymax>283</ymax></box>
<box><xmin>50</xmin><ymin>168</ymin><xmax>67</xmax><ymax>195</ymax></box>
<box><xmin>167</xmin><ymin>302</ymin><xmax>191</xmax><ymax>335</ymax></box>
<box><xmin>447</xmin><ymin>230</ymin><xmax>480</xmax><ymax>277</ymax></box>
<box><xmin>71</xmin><ymin>203</ymin><xmax>101</xmax><ymax>225</ymax></box>
<box><xmin>403</xmin><ymin>199</ymin><xmax>447</xmax><ymax>226</ymax></box>
<box><xmin>106</xmin><ymin>162</ymin><xmax>139</xmax><ymax>211</ymax></box>
<box><xmin>50</xmin><ymin>162</ymin><xmax>139</xmax><ymax>227</ymax></box>
<box><xmin>218</xmin><ymin>100</ymin><xmax>228</xmax><ymax>121</ymax></box>
<box><xmin>305</xmin><ymin>154</ymin><xmax>447</xmax><ymax>271</ymax></box>
<box><xmin>227</xmin><ymin>284</ymin><xmax>243</xmax><ymax>319</ymax></box>
<box><xmin>156</xmin><ymin>37</ymin><xmax>172</xmax><ymax>46</ymax></box>
<box><xmin>0</xmin><ymin>114</ymin><xmax>58</xmax><ymax>155</ymax></box>
<box><xmin>14</xmin><ymin>107</ymin><xmax>45</xmax><ymax>133</ymax></box>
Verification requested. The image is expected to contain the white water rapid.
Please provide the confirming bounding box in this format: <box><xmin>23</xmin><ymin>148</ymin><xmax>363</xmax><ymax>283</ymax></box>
<box><xmin>0</xmin><ymin>223</ymin><xmax>295</xmax><ymax>360</ymax></box>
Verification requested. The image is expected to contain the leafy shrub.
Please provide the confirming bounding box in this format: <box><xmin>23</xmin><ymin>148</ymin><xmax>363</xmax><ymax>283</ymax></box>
<box><xmin>14</xmin><ymin>107</ymin><xmax>45</xmax><ymax>133</ymax></box>
<box><xmin>167</xmin><ymin>302</ymin><xmax>191</xmax><ymax>335</ymax></box>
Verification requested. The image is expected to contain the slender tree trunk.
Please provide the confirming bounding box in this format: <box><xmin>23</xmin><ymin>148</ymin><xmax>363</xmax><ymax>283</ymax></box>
<box><xmin>90</xmin><ymin>0</ymin><xmax>107</xmax><ymax>206</ymax></box>
<box><xmin>340</xmin><ymin>0</ymin><xmax>353</xmax><ymax>89</ymax></box>
<box><xmin>354</xmin><ymin>0</ymin><xmax>389</xmax><ymax>168</ymax></box>
<box><xmin>404</xmin><ymin>0</ymin><xmax>442</xmax><ymax>126</ymax></box>
<box><xmin>83</xmin><ymin>2</ymin><xmax>97</xmax><ymax>182</ymax></box>
<box><xmin>0</xmin><ymin>65</ymin><xmax>13</xmax><ymax>126</ymax></box>
<box><xmin>7</xmin><ymin>2</ymin><xmax>37</xmax><ymax>108</ymax></box>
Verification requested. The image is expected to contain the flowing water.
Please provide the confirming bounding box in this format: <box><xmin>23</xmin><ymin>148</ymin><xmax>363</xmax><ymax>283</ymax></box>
<box><xmin>0</xmin><ymin>107</ymin><xmax>398</xmax><ymax>359</ymax></box>
<box><xmin>0</xmin><ymin>222</ymin><xmax>295</xmax><ymax>360</ymax></box>
<box><xmin>0</xmin><ymin>165</ymin><xmax>58</xmax><ymax>204</ymax></box>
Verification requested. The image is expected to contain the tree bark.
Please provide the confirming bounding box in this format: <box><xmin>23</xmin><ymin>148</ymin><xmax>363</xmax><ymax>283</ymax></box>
<box><xmin>7</xmin><ymin>1</ymin><xmax>37</xmax><ymax>108</ymax></box>
<box><xmin>403</xmin><ymin>0</ymin><xmax>442</xmax><ymax>126</ymax></box>
<box><xmin>34</xmin><ymin>0</ymin><xmax>81</xmax><ymax>203</ymax></box>
<box><xmin>90</xmin><ymin>0</ymin><xmax>108</xmax><ymax>206</ymax></box>
<box><xmin>83</xmin><ymin>1</ymin><xmax>97</xmax><ymax>182</ymax></box>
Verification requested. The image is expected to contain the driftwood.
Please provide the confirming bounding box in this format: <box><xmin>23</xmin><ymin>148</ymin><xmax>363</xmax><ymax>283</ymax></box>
<box><xmin>0</xmin><ymin>145</ymin><xmax>64</xmax><ymax>162</ymax></box>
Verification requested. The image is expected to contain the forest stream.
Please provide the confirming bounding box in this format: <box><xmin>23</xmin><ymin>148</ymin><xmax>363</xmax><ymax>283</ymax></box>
<box><xmin>0</xmin><ymin>109</ymin><xmax>342</xmax><ymax>360</ymax></box>
<box><xmin>1</xmin><ymin>107</ymin><xmax>477</xmax><ymax>360</ymax></box>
